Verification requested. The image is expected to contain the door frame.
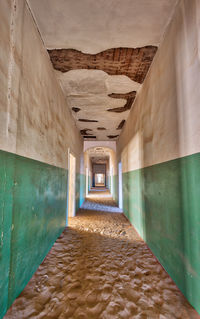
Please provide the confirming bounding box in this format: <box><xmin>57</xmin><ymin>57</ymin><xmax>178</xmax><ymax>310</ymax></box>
<box><xmin>86</xmin><ymin>167</ymin><xmax>89</xmax><ymax>196</ymax></box>
<box><xmin>67</xmin><ymin>149</ymin><xmax>76</xmax><ymax>223</ymax></box>
<box><xmin>118</xmin><ymin>161</ymin><xmax>123</xmax><ymax>209</ymax></box>
<box><xmin>110</xmin><ymin>165</ymin><xmax>113</xmax><ymax>196</ymax></box>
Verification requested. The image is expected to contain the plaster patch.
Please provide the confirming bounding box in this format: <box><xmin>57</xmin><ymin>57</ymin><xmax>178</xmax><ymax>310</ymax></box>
<box><xmin>77</xmin><ymin>110</ymin><xmax>130</xmax><ymax>140</ymax></box>
<box><xmin>56</xmin><ymin>69</ymin><xmax>139</xmax><ymax>95</ymax></box>
<box><xmin>55</xmin><ymin>70</ymin><xmax>138</xmax><ymax>139</ymax></box>
<box><xmin>106</xmin><ymin>75</ymin><xmax>140</xmax><ymax>93</ymax></box>
<box><xmin>67</xmin><ymin>95</ymin><xmax>125</xmax><ymax>110</ymax></box>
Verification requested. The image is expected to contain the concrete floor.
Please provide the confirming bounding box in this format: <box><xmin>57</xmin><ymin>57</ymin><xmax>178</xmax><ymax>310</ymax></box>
<box><xmin>4</xmin><ymin>190</ymin><xmax>200</xmax><ymax>319</ymax></box>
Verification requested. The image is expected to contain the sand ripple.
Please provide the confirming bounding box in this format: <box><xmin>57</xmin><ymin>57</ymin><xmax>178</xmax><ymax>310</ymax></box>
<box><xmin>4</xmin><ymin>191</ymin><xmax>200</xmax><ymax>319</ymax></box>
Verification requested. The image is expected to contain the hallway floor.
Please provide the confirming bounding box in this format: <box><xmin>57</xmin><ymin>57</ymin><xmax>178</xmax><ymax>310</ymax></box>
<box><xmin>5</xmin><ymin>191</ymin><xmax>199</xmax><ymax>319</ymax></box>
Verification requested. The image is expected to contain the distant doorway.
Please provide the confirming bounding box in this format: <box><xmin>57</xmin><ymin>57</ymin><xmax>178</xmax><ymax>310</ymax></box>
<box><xmin>118</xmin><ymin>162</ymin><xmax>123</xmax><ymax>209</ymax></box>
<box><xmin>95</xmin><ymin>173</ymin><xmax>105</xmax><ymax>187</ymax></box>
<box><xmin>68</xmin><ymin>152</ymin><xmax>76</xmax><ymax>219</ymax></box>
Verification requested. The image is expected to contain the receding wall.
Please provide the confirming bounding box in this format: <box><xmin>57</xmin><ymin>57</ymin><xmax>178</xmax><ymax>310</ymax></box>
<box><xmin>76</xmin><ymin>154</ymin><xmax>85</xmax><ymax>210</ymax></box>
<box><xmin>0</xmin><ymin>1</ymin><xmax>83</xmax><ymax>317</ymax></box>
<box><xmin>117</xmin><ymin>0</ymin><xmax>200</xmax><ymax>313</ymax></box>
<box><xmin>109</xmin><ymin>149</ymin><xmax>118</xmax><ymax>201</ymax></box>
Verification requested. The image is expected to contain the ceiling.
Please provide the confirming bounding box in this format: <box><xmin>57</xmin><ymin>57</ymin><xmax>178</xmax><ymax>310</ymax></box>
<box><xmin>88</xmin><ymin>147</ymin><xmax>111</xmax><ymax>164</ymax></box>
<box><xmin>28</xmin><ymin>0</ymin><xmax>177</xmax><ymax>141</ymax></box>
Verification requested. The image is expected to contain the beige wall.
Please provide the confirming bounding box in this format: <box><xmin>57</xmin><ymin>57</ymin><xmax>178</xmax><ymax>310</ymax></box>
<box><xmin>109</xmin><ymin>149</ymin><xmax>117</xmax><ymax>176</ymax></box>
<box><xmin>117</xmin><ymin>0</ymin><xmax>200</xmax><ymax>172</ymax></box>
<box><xmin>0</xmin><ymin>0</ymin><xmax>83</xmax><ymax>170</ymax></box>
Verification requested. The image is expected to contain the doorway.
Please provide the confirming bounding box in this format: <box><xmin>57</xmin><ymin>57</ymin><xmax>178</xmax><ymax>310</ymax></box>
<box><xmin>95</xmin><ymin>173</ymin><xmax>105</xmax><ymax>187</ymax></box>
<box><xmin>110</xmin><ymin>166</ymin><xmax>113</xmax><ymax>196</ymax></box>
<box><xmin>118</xmin><ymin>162</ymin><xmax>123</xmax><ymax>209</ymax></box>
<box><xmin>68</xmin><ymin>152</ymin><xmax>76</xmax><ymax>219</ymax></box>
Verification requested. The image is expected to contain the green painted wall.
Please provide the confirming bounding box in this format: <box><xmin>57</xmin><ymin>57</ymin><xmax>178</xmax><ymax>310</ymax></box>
<box><xmin>75</xmin><ymin>173</ymin><xmax>80</xmax><ymax>212</ymax></box>
<box><xmin>0</xmin><ymin>150</ymin><xmax>68</xmax><ymax>319</ymax></box>
<box><xmin>108</xmin><ymin>175</ymin><xmax>118</xmax><ymax>202</ymax></box>
<box><xmin>123</xmin><ymin>169</ymin><xmax>145</xmax><ymax>239</ymax></box>
<box><xmin>79</xmin><ymin>174</ymin><xmax>86</xmax><ymax>207</ymax></box>
<box><xmin>88</xmin><ymin>174</ymin><xmax>91</xmax><ymax>192</ymax></box>
<box><xmin>75</xmin><ymin>173</ymin><xmax>86</xmax><ymax>211</ymax></box>
<box><xmin>113</xmin><ymin>174</ymin><xmax>118</xmax><ymax>203</ymax></box>
<box><xmin>0</xmin><ymin>152</ymin><xmax>14</xmax><ymax>317</ymax></box>
<box><xmin>122</xmin><ymin>152</ymin><xmax>200</xmax><ymax>314</ymax></box>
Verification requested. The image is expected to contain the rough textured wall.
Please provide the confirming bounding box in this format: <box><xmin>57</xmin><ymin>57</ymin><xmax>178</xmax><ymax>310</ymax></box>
<box><xmin>118</xmin><ymin>0</ymin><xmax>200</xmax><ymax>167</ymax></box>
<box><xmin>0</xmin><ymin>151</ymin><xmax>68</xmax><ymax>310</ymax></box>
<box><xmin>76</xmin><ymin>154</ymin><xmax>85</xmax><ymax>210</ymax></box>
<box><xmin>0</xmin><ymin>1</ymin><xmax>83</xmax><ymax>317</ymax></box>
<box><xmin>109</xmin><ymin>149</ymin><xmax>118</xmax><ymax>201</ymax></box>
<box><xmin>0</xmin><ymin>0</ymin><xmax>82</xmax><ymax>169</ymax></box>
<box><xmin>117</xmin><ymin>0</ymin><xmax>200</xmax><ymax>314</ymax></box>
<box><xmin>76</xmin><ymin>172</ymin><xmax>86</xmax><ymax>210</ymax></box>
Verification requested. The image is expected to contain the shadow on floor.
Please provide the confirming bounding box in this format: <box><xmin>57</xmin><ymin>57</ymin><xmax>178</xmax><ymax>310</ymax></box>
<box><xmin>82</xmin><ymin>189</ymin><xmax>123</xmax><ymax>213</ymax></box>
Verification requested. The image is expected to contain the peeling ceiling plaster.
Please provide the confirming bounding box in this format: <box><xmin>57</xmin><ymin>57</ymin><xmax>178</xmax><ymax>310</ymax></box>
<box><xmin>28</xmin><ymin>0</ymin><xmax>178</xmax><ymax>140</ymax></box>
<box><xmin>88</xmin><ymin>147</ymin><xmax>112</xmax><ymax>164</ymax></box>
<box><xmin>56</xmin><ymin>69</ymin><xmax>140</xmax><ymax>95</ymax></box>
<box><xmin>56</xmin><ymin>69</ymin><xmax>139</xmax><ymax>140</ymax></box>
<box><xmin>48</xmin><ymin>47</ymin><xmax>157</xmax><ymax>83</ymax></box>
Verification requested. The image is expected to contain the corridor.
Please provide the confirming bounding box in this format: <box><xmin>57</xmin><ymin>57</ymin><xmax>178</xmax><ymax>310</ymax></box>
<box><xmin>1</xmin><ymin>0</ymin><xmax>200</xmax><ymax>317</ymax></box>
<box><xmin>4</xmin><ymin>191</ymin><xmax>199</xmax><ymax>319</ymax></box>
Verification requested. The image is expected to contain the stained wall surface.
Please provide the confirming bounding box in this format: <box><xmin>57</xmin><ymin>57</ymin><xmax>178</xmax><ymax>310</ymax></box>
<box><xmin>109</xmin><ymin>149</ymin><xmax>118</xmax><ymax>202</ymax></box>
<box><xmin>0</xmin><ymin>1</ymin><xmax>83</xmax><ymax>318</ymax></box>
<box><xmin>0</xmin><ymin>0</ymin><xmax>82</xmax><ymax>168</ymax></box>
<box><xmin>117</xmin><ymin>0</ymin><xmax>200</xmax><ymax>313</ymax></box>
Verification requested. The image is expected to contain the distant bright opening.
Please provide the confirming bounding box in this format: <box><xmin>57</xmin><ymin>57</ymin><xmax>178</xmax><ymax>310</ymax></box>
<box><xmin>95</xmin><ymin>173</ymin><xmax>105</xmax><ymax>187</ymax></box>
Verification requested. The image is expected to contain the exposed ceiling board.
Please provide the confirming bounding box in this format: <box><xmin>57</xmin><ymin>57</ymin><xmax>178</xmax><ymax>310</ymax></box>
<box><xmin>28</xmin><ymin>0</ymin><xmax>177</xmax><ymax>140</ymax></box>
<box><xmin>48</xmin><ymin>47</ymin><xmax>157</xmax><ymax>83</ymax></box>
<box><xmin>28</xmin><ymin>0</ymin><xmax>177</xmax><ymax>54</ymax></box>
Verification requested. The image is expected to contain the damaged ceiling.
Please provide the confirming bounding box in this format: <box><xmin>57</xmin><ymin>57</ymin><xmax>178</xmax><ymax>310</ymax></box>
<box><xmin>88</xmin><ymin>147</ymin><xmax>111</xmax><ymax>164</ymax></box>
<box><xmin>28</xmin><ymin>0</ymin><xmax>177</xmax><ymax>140</ymax></box>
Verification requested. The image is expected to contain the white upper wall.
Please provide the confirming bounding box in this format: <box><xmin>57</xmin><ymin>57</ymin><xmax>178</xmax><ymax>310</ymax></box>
<box><xmin>28</xmin><ymin>0</ymin><xmax>178</xmax><ymax>54</ymax></box>
<box><xmin>27</xmin><ymin>0</ymin><xmax>178</xmax><ymax>141</ymax></box>
<box><xmin>117</xmin><ymin>0</ymin><xmax>200</xmax><ymax>172</ymax></box>
<box><xmin>0</xmin><ymin>0</ymin><xmax>83</xmax><ymax>169</ymax></box>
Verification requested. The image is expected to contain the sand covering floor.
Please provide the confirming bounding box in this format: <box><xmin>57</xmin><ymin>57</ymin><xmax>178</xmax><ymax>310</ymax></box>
<box><xmin>4</xmin><ymin>190</ymin><xmax>200</xmax><ymax>319</ymax></box>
